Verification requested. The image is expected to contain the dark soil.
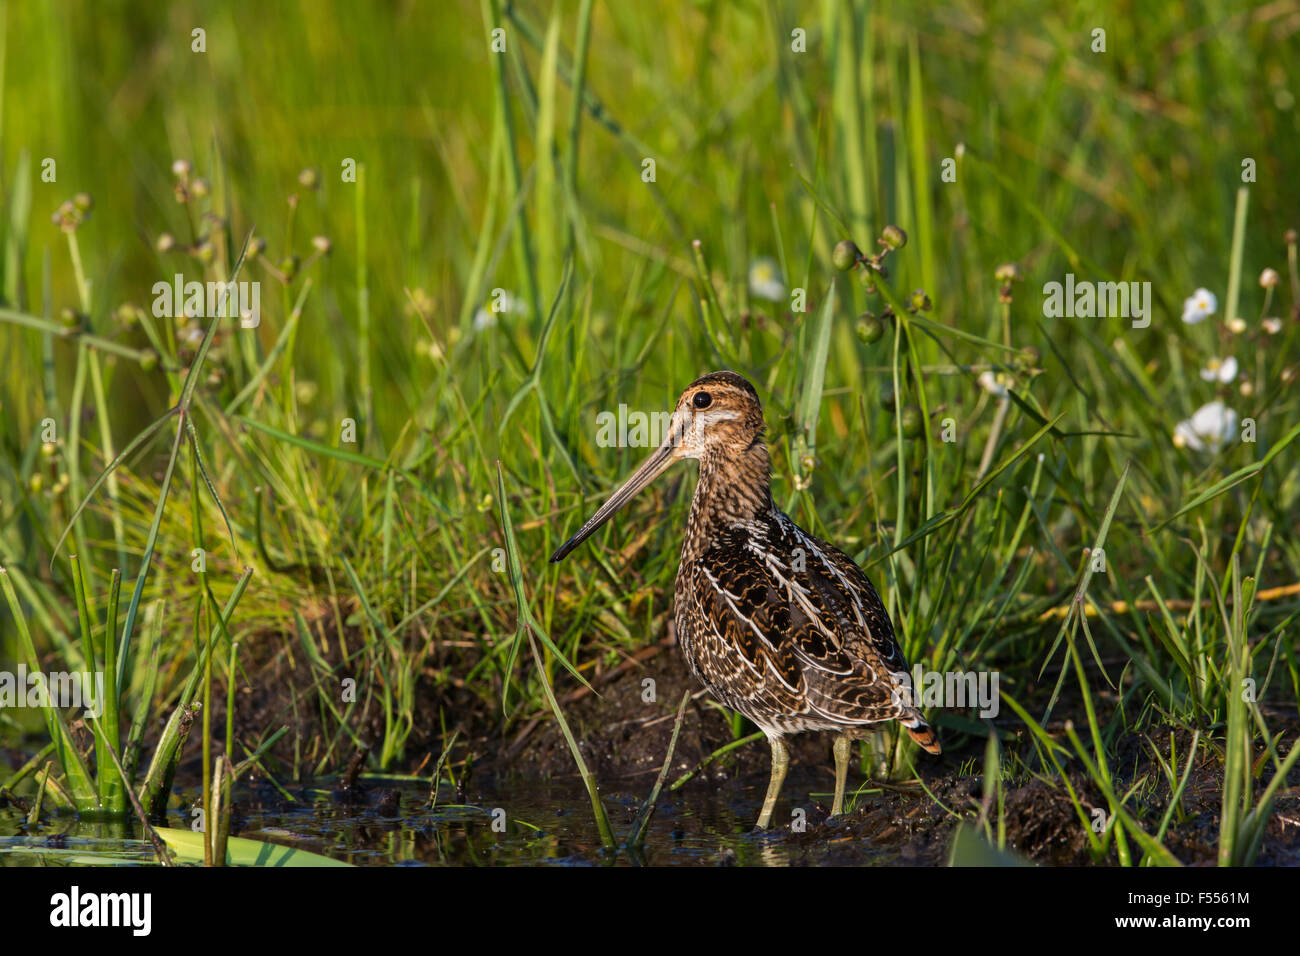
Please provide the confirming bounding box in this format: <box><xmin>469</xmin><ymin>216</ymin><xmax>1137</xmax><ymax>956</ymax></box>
<box><xmin>122</xmin><ymin>626</ymin><xmax>1300</xmax><ymax>866</ymax></box>
<box><xmin>492</xmin><ymin>649</ymin><xmax>1300</xmax><ymax>866</ymax></box>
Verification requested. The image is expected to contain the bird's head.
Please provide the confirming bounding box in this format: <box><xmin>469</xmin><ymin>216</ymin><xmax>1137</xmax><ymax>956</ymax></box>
<box><xmin>550</xmin><ymin>370</ymin><xmax>766</xmax><ymax>562</ymax></box>
<box><xmin>666</xmin><ymin>370</ymin><xmax>766</xmax><ymax>459</ymax></box>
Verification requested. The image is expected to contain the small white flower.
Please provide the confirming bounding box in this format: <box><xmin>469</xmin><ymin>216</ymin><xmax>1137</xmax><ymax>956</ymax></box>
<box><xmin>501</xmin><ymin>290</ymin><xmax>527</xmax><ymax>315</ymax></box>
<box><xmin>1173</xmin><ymin>400</ymin><xmax>1237</xmax><ymax>453</ymax></box>
<box><xmin>1181</xmin><ymin>288</ymin><xmax>1217</xmax><ymax>324</ymax></box>
<box><xmin>415</xmin><ymin>338</ymin><xmax>445</xmax><ymax>360</ymax></box>
<box><xmin>1226</xmin><ymin>316</ymin><xmax>1247</xmax><ymax>334</ymax></box>
<box><xmin>1198</xmin><ymin>356</ymin><xmax>1238</xmax><ymax>383</ymax></box>
<box><xmin>747</xmin><ymin>257</ymin><xmax>786</xmax><ymax>303</ymax></box>
<box><xmin>1262</xmin><ymin>317</ymin><xmax>1283</xmax><ymax>335</ymax></box>
<box><xmin>977</xmin><ymin>370</ymin><xmax>1008</xmax><ymax>398</ymax></box>
<box><xmin>473</xmin><ymin>290</ymin><xmax>527</xmax><ymax>331</ymax></box>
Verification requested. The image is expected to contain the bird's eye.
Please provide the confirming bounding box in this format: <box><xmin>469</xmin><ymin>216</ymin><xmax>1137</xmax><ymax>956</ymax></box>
<box><xmin>693</xmin><ymin>391</ymin><xmax>713</xmax><ymax>409</ymax></box>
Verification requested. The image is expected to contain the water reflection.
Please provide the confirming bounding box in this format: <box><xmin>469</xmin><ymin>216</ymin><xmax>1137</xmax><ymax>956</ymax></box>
<box><xmin>0</xmin><ymin>770</ymin><xmax>898</xmax><ymax>866</ymax></box>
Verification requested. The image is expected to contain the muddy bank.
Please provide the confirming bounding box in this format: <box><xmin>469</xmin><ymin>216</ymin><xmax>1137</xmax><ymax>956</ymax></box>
<box><xmin>476</xmin><ymin>650</ymin><xmax>1300</xmax><ymax>866</ymax></box>
<box><xmin>120</xmin><ymin>627</ymin><xmax>1300</xmax><ymax>866</ymax></box>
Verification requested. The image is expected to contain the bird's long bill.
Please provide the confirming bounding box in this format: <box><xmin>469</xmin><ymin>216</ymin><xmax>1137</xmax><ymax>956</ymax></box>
<box><xmin>549</xmin><ymin>436</ymin><xmax>678</xmax><ymax>563</ymax></box>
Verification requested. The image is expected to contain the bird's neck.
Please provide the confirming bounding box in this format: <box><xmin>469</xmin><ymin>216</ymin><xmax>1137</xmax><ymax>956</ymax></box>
<box><xmin>686</xmin><ymin>440</ymin><xmax>774</xmax><ymax>547</ymax></box>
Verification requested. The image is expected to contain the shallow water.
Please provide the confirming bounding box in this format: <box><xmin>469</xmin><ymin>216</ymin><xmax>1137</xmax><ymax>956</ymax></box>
<box><xmin>0</xmin><ymin>770</ymin><xmax>899</xmax><ymax>866</ymax></box>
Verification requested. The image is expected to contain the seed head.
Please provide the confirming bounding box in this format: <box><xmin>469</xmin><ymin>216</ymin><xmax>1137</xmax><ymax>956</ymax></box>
<box><xmin>832</xmin><ymin>239</ymin><xmax>861</xmax><ymax>272</ymax></box>
<box><xmin>994</xmin><ymin>262</ymin><xmax>1022</xmax><ymax>283</ymax></box>
<box><xmin>880</xmin><ymin>225</ymin><xmax>907</xmax><ymax>250</ymax></box>
<box><xmin>900</xmin><ymin>405</ymin><xmax>924</xmax><ymax>438</ymax></box>
<box><xmin>855</xmin><ymin>312</ymin><xmax>884</xmax><ymax>344</ymax></box>
<box><xmin>52</xmin><ymin>200</ymin><xmax>83</xmax><ymax>232</ymax></box>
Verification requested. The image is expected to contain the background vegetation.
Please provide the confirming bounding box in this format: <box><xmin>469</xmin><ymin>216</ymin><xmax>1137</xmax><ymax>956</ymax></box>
<box><xmin>1</xmin><ymin>0</ymin><xmax>1298</xmax><ymax>864</ymax></box>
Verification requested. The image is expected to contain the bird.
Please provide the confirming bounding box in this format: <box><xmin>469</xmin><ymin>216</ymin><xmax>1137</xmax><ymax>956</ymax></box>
<box><xmin>550</xmin><ymin>370</ymin><xmax>940</xmax><ymax>829</ymax></box>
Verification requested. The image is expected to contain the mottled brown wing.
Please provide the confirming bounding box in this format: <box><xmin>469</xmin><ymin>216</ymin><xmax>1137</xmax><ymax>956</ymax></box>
<box><xmin>786</xmin><ymin>520</ymin><xmax>940</xmax><ymax>749</ymax></box>
<box><xmin>683</xmin><ymin>535</ymin><xmax>808</xmax><ymax>718</ymax></box>
<box><xmin>789</xmin><ymin>521</ymin><xmax>911</xmax><ymax>677</ymax></box>
<box><xmin>685</xmin><ymin>514</ymin><xmax>918</xmax><ymax>728</ymax></box>
<box><xmin>776</xmin><ymin>515</ymin><xmax>920</xmax><ymax>724</ymax></box>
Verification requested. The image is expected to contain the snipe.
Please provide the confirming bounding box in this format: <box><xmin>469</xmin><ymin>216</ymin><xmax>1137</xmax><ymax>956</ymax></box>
<box><xmin>551</xmin><ymin>370</ymin><xmax>940</xmax><ymax>829</ymax></box>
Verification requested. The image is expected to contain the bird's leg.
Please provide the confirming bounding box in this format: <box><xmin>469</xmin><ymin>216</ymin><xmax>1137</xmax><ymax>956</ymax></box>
<box><xmin>832</xmin><ymin>733</ymin><xmax>851</xmax><ymax>817</ymax></box>
<box><xmin>754</xmin><ymin>736</ymin><xmax>789</xmax><ymax>830</ymax></box>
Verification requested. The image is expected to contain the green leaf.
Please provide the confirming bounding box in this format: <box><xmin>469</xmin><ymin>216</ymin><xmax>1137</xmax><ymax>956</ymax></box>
<box><xmin>154</xmin><ymin>827</ymin><xmax>352</xmax><ymax>867</ymax></box>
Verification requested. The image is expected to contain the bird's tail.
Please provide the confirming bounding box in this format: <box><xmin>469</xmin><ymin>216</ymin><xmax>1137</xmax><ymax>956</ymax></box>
<box><xmin>906</xmin><ymin>720</ymin><xmax>942</xmax><ymax>755</ymax></box>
